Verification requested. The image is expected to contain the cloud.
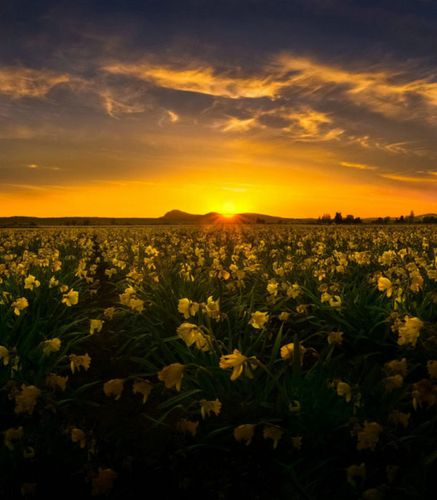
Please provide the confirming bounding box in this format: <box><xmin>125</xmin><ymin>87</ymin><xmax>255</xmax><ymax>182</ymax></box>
<box><xmin>103</xmin><ymin>63</ymin><xmax>286</xmax><ymax>99</ymax></box>
<box><xmin>275</xmin><ymin>54</ymin><xmax>437</xmax><ymax>119</ymax></box>
<box><xmin>0</xmin><ymin>67</ymin><xmax>70</xmax><ymax>98</ymax></box>
<box><xmin>340</xmin><ymin>161</ymin><xmax>378</xmax><ymax>171</ymax></box>
<box><xmin>26</xmin><ymin>164</ymin><xmax>61</xmax><ymax>171</ymax></box>
<box><xmin>158</xmin><ymin>109</ymin><xmax>180</xmax><ymax>126</ymax></box>
<box><xmin>380</xmin><ymin>173</ymin><xmax>437</xmax><ymax>183</ymax></box>
<box><xmin>99</xmin><ymin>89</ymin><xmax>146</xmax><ymax>118</ymax></box>
<box><xmin>221</xmin><ymin>116</ymin><xmax>258</xmax><ymax>132</ymax></box>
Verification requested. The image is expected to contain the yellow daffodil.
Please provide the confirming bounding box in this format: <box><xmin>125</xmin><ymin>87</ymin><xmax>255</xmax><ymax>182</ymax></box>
<box><xmin>383</xmin><ymin>374</ymin><xmax>403</xmax><ymax>392</ymax></box>
<box><xmin>199</xmin><ymin>398</ymin><xmax>222</xmax><ymax>419</ymax></box>
<box><xmin>388</xmin><ymin>410</ymin><xmax>410</xmax><ymax>428</ymax></box>
<box><xmin>280</xmin><ymin>342</ymin><xmax>305</xmax><ymax>362</ymax></box>
<box><xmin>71</xmin><ymin>427</ymin><xmax>86</xmax><ymax>448</ymax></box>
<box><xmin>132</xmin><ymin>379</ymin><xmax>153</xmax><ymax>403</ymax></box>
<box><xmin>356</xmin><ymin>421</ymin><xmax>382</xmax><ymax>451</ymax></box>
<box><xmin>158</xmin><ymin>363</ymin><xmax>185</xmax><ymax>391</ymax></box>
<box><xmin>377</xmin><ymin>276</ymin><xmax>393</xmax><ymax>297</ymax></box>
<box><xmin>336</xmin><ymin>381</ymin><xmax>352</xmax><ymax>402</ymax></box>
<box><xmin>46</xmin><ymin>373</ymin><xmax>68</xmax><ymax>391</ymax></box>
<box><xmin>103</xmin><ymin>379</ymin><xmax>124</xmax><ymax>400</ymax></box>
<box><xmin>177</xmin><ymin>418</ymin><xmax>199</xmax><ymax>437</ymax></box>
<box><xmin>384</xmin><ymin>358</ymin><xmax>407</xmax><ymax>377</ymax></box>
<box><xmin>62</xmin><ymin>289</ymin><xmax>79</xmax><ymax>307</ymax></box>
<box><xmin>233</xmin><ymin>424</ymin><xmax>256</xmax><ymax>445</ymax></box>
<box><xmin>103</xmin><ymin>307</ymin><xmax>115</xmax><ymax>320</ymax></box>
<box><xmin>90</xmin><ymin>319</ymin><xmax>104</xmax><ymax>335</ymax></box>
<box><xmin>397</xmin><ymin>316</ymin><xmax>423</xmax><ymax>347</ymax></box>
<box><xmin>4</xmin><ymin>426</ymin><xmax>23</xmax><ymax>450</ymax></box>
<box><xmin>0</xmin><ymin>345</ymin><xmax>10</xmax><ymax>366</ymax></box>
<box><xmin>14</xmin><ymin>384</ymin><xmax>41</xmax><ymax>415</ymax></box>
<box><xmin>177</xmin><ymin>298</ymin><xmax>199</xmax><ymax>319</ymax></box>
<box><xmin>263</xmin><ymin>424</ymin><xmax>283</xmax><ymax>449</ymax></box>
<box><xmin>249</xmin><ymin>311</ymin><xmax>269</xmax><ymax>329</ymax></box>
<box><xmin>69</xmin><ymin>353</ymin><xmax>91</xmax><ymax>374</ymax></box>
<box><xmin>91</xmin><ymin>468</ymin><xmax>118</xmax><ymax>496</ymax></box>
<box><xmin>278</xmin><ymin>311</ymin><xmax>290</xmax><ymax>322</ymax></box>
<box><xmin>219</xmin><ymin>349</ymin><xmax>258</xmax><ymax>381</ymax></box>
<box><xmin>346</xmin><ymin>463</ymin><xmax>366</xmax><ymax>486</ymax></box>
<box><xmin>12</xmin><ymin>297</ymin><xmax>29</xmax><ymax>316</ymax></box>
<box><xmin>41</xmin><ymin>338</ymin><xmax>61</xmax><ymax>356</ymax></box>
<box><xmin>24</xmin><ymin>274</ymin><xmax>40</xmax><ymax>290</ymax></box>
<box><xmin>327</xmin><ymin>331</ymin><xmax>344</xmax><ymax>345</ymax></box>
<box><xmin>203</xmin><ymin>296</ymin><xmax>220</xmax><ymax>319</ymax></box>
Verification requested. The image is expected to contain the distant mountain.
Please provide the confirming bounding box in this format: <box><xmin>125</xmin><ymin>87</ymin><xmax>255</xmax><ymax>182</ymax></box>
<box><xmin>0</xmin><ymin>211</ymin><xmax>436</xmax><ymax>227</ymax></box>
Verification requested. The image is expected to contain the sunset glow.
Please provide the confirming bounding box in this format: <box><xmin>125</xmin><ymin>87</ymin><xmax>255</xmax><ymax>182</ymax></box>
<box><xmin>1</xmin><ymin>1</ymin><xmax>436</xmax><ymax>218</ymax></box>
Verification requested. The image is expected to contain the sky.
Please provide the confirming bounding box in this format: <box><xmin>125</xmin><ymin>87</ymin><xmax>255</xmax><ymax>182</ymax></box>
<box><xmin>1</xmin><ymin>0</ymin><xmax>437</xmax><ymax>218</ymax></box>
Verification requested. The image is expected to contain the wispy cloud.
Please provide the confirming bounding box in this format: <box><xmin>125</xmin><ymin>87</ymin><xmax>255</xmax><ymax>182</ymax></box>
<box><xmin>340</xmin><ymin>161</ymin><xmax>378</xmax><ymax>171</ymax></box>
<box><xmin>380</xmin><ymin>173</ymin><xmax>437</xmax><ymax>183</ymax></box>
<box><xmin>25</xmin><ymin>163</ymin><xmax>61</xmax><ymax>171</ymax></box>
<box><xmin>275</xmin><ymin>54</ymin><xmax>437</xmax><ymax>119</ymax></box>
<box><xmin>103</xmin><ymin>63</ymin><xmax>286</xmax><ymax>99</ymax></box>
<box><xmin>0</xmin><ymin>67</ymin><xmax>70</xmax><ymax>98</ymax></box>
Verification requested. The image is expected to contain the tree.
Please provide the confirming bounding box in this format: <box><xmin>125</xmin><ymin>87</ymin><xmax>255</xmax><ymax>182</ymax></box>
<box><xmin>334</xmin><ymin>212</ymin><xmax>343</xmax><ymax>224</ymax></box>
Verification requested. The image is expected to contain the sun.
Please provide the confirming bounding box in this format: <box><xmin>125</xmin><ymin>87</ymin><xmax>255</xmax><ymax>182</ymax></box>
<box><xmin>221</xmin><ymin>200</ymin><xmax>237</xmax><ymax>218</ymax></box>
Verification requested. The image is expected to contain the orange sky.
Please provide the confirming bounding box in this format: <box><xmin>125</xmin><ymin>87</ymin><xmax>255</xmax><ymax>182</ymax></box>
<box><xmin>1</xmin><ymin>2</ymin><xmax>437</xmax><ymax>218</ymax></box>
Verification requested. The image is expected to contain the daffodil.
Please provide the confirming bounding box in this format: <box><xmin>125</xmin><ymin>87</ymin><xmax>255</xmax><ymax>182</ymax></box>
<box><xmin>280</xmin><ymin>342</ymin><xmax>305</xmax><ymax>362</ymax></box>
<box><xmin>397</xmin><ymin>316</ymin><xmax>423</xmax><ymax>347</ymax></box>
<box><xmin>24</xmin><ymin>274</ymin><xmax>40</xmax><ymax>290</ymax></box>
<box><xmin>158</xmin><ymin>363</ymin><xmax>185</xmax><ymax>391</ymax></box>
<box><xmin>62</xmin><ymin>289</ymin><xmax>79</xmax><ymax>307</ymax></box>
<box><xmin>249</xmin><ymin>311</ymin><xmax>269</xmax><ymax>329</ymax></box>
<box><xmin>388</xmin><ymin>410</ymin><xmax>410</xmax><ymax>428</ymax></box>
<box><xmin>71</xmin><ymin>427</ymin><xmax>86</xmax><ymax>448</ymax></box>
<box><xmin>0</xmin><ymin>345</ymin><xmax>10</xmax><ymax>366</ymax></box>
<box><xmin>327</xmin><ymin>331</ymin><xmax>344</xmax><ymax>345</ymax></box>
<box><xmin>4</xmin><ymin>426</ymin><xmax>23</xmax><ymax>450</ymax></box>
<box><xmin>383</xmin><ymin>374</ymin><xmax>403</xmax><ymax>392</ymax></box>
<box><xmin>46</xmin><ymin>373</ymin><xmax>68</xmax><ymax>391</ymax></box>
<box><xmin>12</xmin><ymin>297</ymin><xmax>29</xmax><ymax>316</ymax></box>
<box><xmin>103</xmin><ymin>379</ymin><xmax>124</xmax><ymax>400</ymax></box>
<box><xmin>41</xmin><ymin>338</ymin><xmax>61</xmax><ymax>356</ymax></box>
<box><xmin>384</xmin><ymin>358</ymin><xmax>407</xmax><ymax>376</ymax></box>
<box><xmin>336</xmin><ymin>380</ymin><xmax>352</xmax><ymax>402</ymax></box>
<box><xmin>203</xmin><ymin>296</ymin><xmax>220</xmax><ymax>319</ymax></box>
<box><xmin>69</xmin><ymin>353</ymin><xmax>91</xmax><ymax>374</ymax></box>
<box><xmin>291</xmin><ymin>435</ymin><xmax>303</xmax><ymax>450</ymax></box>
<box><xmin>219</xmin><ymin>349</ymin><xmax>258</xmax><ymax>381</ymax></box>
<box><xmin>132</xmin><ymin>379</ymin><xmax>153</xmax><ymax>403</ymax></box>
<box><xmin>278</xmin><ymin>311</ymin><xmax>290</xmax><ymax>322</ymax></box>
<box><xmin>346</xmin><ymin>463</ymin><xmax>366</xmax><ymax>486</ymax></box>
<box><xmin>177</xmin><ymin>418</ymin><xmax>199</xmax><ymax>436</ymax></box>
<box><xmin>177</xmin><ymin>298</ymin><xmax>199</xmax><ymax>319</ymax></box>
<box><xmin>90</xmin><ymin>319</ymin><xmax>104</xmax><ymax>335</ymax></box>
<box><xmin>14</xmin><ymin>384</ymin><xmax>41</xmax><ymax>415</ymax></box>
<box><xmin>233</xmin><ymin>424</ymin><xmax>256</xmax><ymax>445</ymax></box>
<box><xmin>377</xmin><ymin>276</ymin><xmax>393</xmax><ymax>297</ymax></box>
<box><xmin>356</xmin><ymin>421</ymin><xmax>382</xmax><ymax>451</ymax></box>
<box><xmin>263</xmin><ymin>424</ymin><xmax>283</xmax><ymax>449</ymax></box>
<box><xmin>199</xmin><ymin>398</ymin><xmax>222</xmax><ymax>419</ymax></box>
<box><xmin>91</xmin><ymin>468</ymin><xmax>118</xmax><ymax>496</ymax></box>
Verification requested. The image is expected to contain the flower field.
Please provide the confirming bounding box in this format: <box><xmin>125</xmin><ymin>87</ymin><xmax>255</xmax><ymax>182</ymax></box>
<box><xmin>0</xmin><ymin>225</ymin><xmax>436</xmax><ymax>499</ymax></box>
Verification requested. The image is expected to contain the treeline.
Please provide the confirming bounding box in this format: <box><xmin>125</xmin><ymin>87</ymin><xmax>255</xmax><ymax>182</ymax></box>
<box><xmin>318</xmin><ymin>212</ymin><xmax>362</xmax><ymax>224</ymax></box>
<box><xmin>317</xmin><ymin>211</ymin><xmax>437</xmax><ymax>225</ymax></box>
